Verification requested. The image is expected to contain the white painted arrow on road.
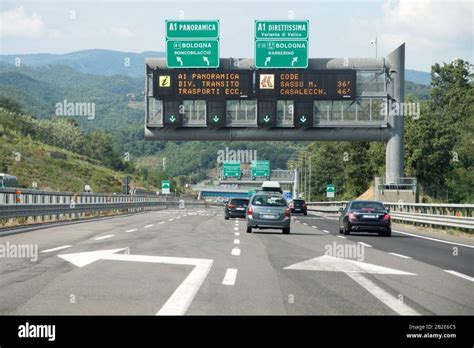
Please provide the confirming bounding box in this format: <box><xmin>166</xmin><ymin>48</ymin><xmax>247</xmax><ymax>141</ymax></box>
<box><xmin>59</xmin><ymin>248</ymin><xmax>213</xmax><ymax>315</ymax></box>
<box><xmin>284</xmin><ymin>255</ymin><xmax>415</xmax><ymax>275</ymax></box>
<box><xmin>285</xmin><ymin>255</ymin><xmax>420</xmax><ymax>315</ymax></box>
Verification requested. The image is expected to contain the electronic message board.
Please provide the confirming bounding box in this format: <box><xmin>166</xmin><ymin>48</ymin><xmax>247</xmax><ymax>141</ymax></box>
<box><xmin>255</xmin><ymin>69</ymin><xmax>356</xmax><ymax>100</ymax></box>
<box><xmin>154</xmin><ymin>70</ymin><xmax>253</xmax><ymax>99</ymax></box>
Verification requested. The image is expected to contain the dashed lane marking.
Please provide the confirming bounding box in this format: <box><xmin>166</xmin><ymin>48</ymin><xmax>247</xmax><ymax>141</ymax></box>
<box><xmin>231</xmin><ymin>247</ymin><xmax>241</xmax><ymax>256</ymax></box>
<box><xmin>222</xmin><ymin>268</ymin><xmax>238</xmax><ymax>286</ymax></box>
<box><xmin>388</xmin><ymin>252</ymin><xmax>412</xmax><ymax>259</ymax></box>
<box><xmin>94</xmin><ymin>235</ymin><xmax>114</xmax><ymax>240</ymax></box>
<box><xmin>41</xmin><ymin>245</ymin><xmax>72</xmax><ymax>253</ymax></box>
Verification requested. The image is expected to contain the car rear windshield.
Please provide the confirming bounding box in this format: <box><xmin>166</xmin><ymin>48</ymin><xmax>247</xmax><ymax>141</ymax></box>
<box><xmin>252</xmin><ymin>195</ymin><xmax>287</xmax><ymax>207</ymax></box>
<box><xmin>293</xmin><ymin>200</ymin><xmax>305</xmax><ymax>205</ymax></box>
<box><xmin>350</xmin><ymin>201</ymin><xmax>385</xmax><ymax>211</ymax></box>
<box><xmin>230</xmin><ymin>199</ymin><xmax>249</xmax><ymax>205</ymax></box>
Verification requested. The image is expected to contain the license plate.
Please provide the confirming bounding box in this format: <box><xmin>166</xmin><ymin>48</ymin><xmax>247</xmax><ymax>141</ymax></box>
<box><xmin>294</xmin><ymin>208</ymin><xmax>301</xmax><ymax>211</ymax></box>
<box><xmin>236</xmin><ymin>207</ymin><xmax>245</xmax><ymax>211</ymax></box>
<box><xmin>363</xmin><ymin>214</ymin><xmax>377</xmax><ymax>219</ymax></box>
<box><xmin>262</xmin><ymin>214</ymin><xmax>277</xmax><ymax>219</ymax></box>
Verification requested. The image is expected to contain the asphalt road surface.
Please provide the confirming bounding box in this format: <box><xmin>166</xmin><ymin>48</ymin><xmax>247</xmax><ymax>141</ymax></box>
<box><xmin>0</xmin><ymin>207</ymin><xmax>472</xmax><ymax>315</ymax></box>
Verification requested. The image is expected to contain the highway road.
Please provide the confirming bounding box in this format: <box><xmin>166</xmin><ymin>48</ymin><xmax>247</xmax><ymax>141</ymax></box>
<box><xmin>0</xmin><ymin>207</ymin><xmax>472</xmax><ymax>315</ymax></box>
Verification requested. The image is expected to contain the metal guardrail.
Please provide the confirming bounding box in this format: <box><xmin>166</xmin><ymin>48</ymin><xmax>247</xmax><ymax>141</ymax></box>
<box><xmin>307</xmin><ymin>201</ymin><xmax>474</xmax><ymax>230</ymax></box>
<box><xmin>0</xmin><ymin>188</ymin><xmax>217</xmax><ymax>221</ymax></box>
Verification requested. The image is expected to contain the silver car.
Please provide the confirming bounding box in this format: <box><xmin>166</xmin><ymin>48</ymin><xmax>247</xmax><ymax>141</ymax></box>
<box><xmin>246</xmin><ymin>193</ymin><xmax>291</xmax><ymax>234</ymax></box>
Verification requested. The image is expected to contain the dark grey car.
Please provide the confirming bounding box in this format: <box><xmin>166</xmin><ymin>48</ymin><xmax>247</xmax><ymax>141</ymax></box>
<box><xmin>246</xmin><ymin>193</ymin><xmax>291</xmax><ymax>234</ymax></box>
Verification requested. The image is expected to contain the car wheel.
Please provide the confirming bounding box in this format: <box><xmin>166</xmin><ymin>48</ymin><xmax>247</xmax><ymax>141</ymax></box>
<box><xmin>283</xmin><ymin>228</ymin><xmax>290</xmax><ymax>234</ymax></box>
<box><xmin>339</xmin><ymin>226</ymin><xmax>343</xmax><ymax>234</ymax></box>
<box><xmin>385</xmin><ymin>229</ymin><xmax>392</xmax><ymax>237</ymax></box>
<box><xmin>304</xmin><ymin>212</ymin><xmax>307</xmax><ymax>216</ymax></box>
<box><xmin>343</xmin><ymin>225</ymin><xmax>350</xmax><ymax>235</ymax></box>
<box><xmin>246</xmin><ymin>226</ymin><xmax>252</xmax><ymax>233</ymax></box>
<box><xmin>225</xmin><ymin>214</ymin><xmax>229</xmax><ymax>220</ymax></box>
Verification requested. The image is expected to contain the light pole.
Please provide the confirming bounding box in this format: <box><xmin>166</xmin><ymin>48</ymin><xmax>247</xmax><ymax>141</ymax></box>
<box><xmin>370</xmin><ymin>37</ymin><xmax>378</xmax><ymax>58</ymax></box>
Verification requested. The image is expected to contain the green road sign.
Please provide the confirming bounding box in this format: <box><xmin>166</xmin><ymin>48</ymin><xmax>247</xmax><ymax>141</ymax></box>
<box><xmin>166</xmin><ymin>39</ymin><xmax>219</xmax><ymax>68</ymax></box>
<box><xmin>162</xmin><ymin>180</ymin><xmax>171</xmax><ymax>194</ymax></box>
<box><xmin>255</xmin><ymin>40</ymin><xmax>308</xmax><ymax>68</ymax></box>
<box><xmin>166</xmin><ymin>20</ymin><xmax>219</xmax><ymax>39</ymax></box>
<box><xmin>251</xmin><ymin>160</ymin><xmax>270</xmax><ymax>179</ymax></box>
<box><xmin>326</xmin><ymin>184</ymin><xmax>335</xmax><ymax>198</ymax></box>
<box><xmin>255</xmin><ymin>20</ymin><xmax>308</xmax><ymax>39</ymax></box>
<box><xmin>222</xmin><ymin>162</ymin><xmax>241</xmax><ymax>179</ymax></box>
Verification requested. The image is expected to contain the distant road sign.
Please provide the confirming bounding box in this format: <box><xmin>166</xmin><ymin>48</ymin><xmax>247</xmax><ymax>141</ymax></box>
<box><xmin>166</xmin><ymin>20</ymin><xmax>219</xmax><ymax>39</ymax></box>
<box><xmin>326</xmin><ymin>184</ymin><xmax>335</xmax><ymax>198</ymax></box>
<box><xmin>251</xmin><ymin>160</ymin><xmax>270</xmax><ymax>179</ymax></box>
<box><xmin>162</xmin><ymin>180</ymin><xmax>171</xmax><ymax>195</ymax></box>
<box><xmin>166</xmin><ymin>39</ymin><xmax>219</xmax><ymax>68</ymax></box>
<box><xmin>255</xmin><ymin>40</ymin><xmax>308</xmax><ymax>68</ymax></box>
<box><xmin>223</xmin><ymin>162</ymin><xmax>241</xmax><ymax>179</ymax></box>
<box><xmin>255</xmin><ymin>20</ymin><xmax>309</xmax><ymax>39</ymax></box>
<box><xmin>256</xmin><ymin>70</ymin><xmax>356</xmax><ymax>100</ymax></box>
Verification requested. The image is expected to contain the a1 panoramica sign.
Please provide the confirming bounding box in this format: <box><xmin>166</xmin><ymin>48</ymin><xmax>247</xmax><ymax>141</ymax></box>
<box><xmin>166</xmin><ymin>20</ymin><xmax>220</xmax><ymax>68</ymax></box>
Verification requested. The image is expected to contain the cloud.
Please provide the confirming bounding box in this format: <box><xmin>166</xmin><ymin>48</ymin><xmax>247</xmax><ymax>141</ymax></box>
<box><xmin>108</xmin><ymin>27</ymin><xmax>134</xmax><ymax>38</ymax></box>
<box><xmin>0</xmin><ymin>6</ymin><xmax>45</xmax><ymax>38</ymax></box>
<box><xmin>379</xmin><ymin>0</ymin><xmax>472</xmax><ymax>48</ymax></box>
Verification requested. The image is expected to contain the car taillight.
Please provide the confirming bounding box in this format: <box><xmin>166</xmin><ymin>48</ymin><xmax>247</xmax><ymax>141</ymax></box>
<box><xmin>303</xmin><ymin>204</ymin><xmax>307</xmax><ymax>209</ymax></box>
<box><xmin>285</xmin><ymin>207</ymin><xmax>291</xmax><ymax>217</ymax></box>
<box><xmin>228</xmin><ymin>204</ymin><xmax>236</xmax><ymax>209</ymax></box>
<box><xmin>348</xmin><ymin>212</ymin><xmax>357</xmax><ymax>221</ymax></box>
<box><xmin>383</xmin><ymin>213</ymin><xmax>391</xmax><ymax>221</ymax></box>
<box><xmin>247</xmin><ymin>206</ymin><xmax>253</xmax><ymax>216</ymax></box>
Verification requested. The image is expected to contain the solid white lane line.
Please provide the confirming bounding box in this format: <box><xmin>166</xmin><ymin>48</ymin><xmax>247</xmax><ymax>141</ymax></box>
<box><xmin>125</xmin><ymin>229</ymin><xmax>138</xmax><ymax>233</ymax></box>
<box><xmin>358</xmin><ymin>242</ymin><xmax>372</xmax><ymax>248</ymax></box>
<box><xmin>388</xmin><ymin>252</ymin><xmax>412</xmax><ymax>259</ymax></box>
<box><xmin>231</xmin><ymin>247</ymin><xmax>241</xmax><ymax>256</ymax></box>
<box><xmin>234</xmin><ymin>232</ymin><xmax>240</xmax><ymax>236</ymax></box>
<box><xmin>222</xmin><ymin>268</ymin><xmax>238</xmax><ymax>286</ymax></box>
<box><xmin>444</xmin><ymin>270</ymin><xmax>474</xmax><ymax>282</ymax></box>
<box><xmin>94</xmin><ymin>235</ymin><xmax>114</xmax><ymax>240</ymax></box>
<box><xmin>144</xmin><ymin>224</ymin><xmax>154</xmax><ymax>228</ymax></box>
<box><xmin>322</xmin><ymin>230</ymin><xmax>330</xmax><ymax>234</ymax></box>
<box><xmin>234</xmin><ymin>239</ymin><xmax>240</xmax><ymax>245</ymax></box>
<box><xmin>392</xmin><ymin>230</ymin><xmax>474</xmax><ymax>249</ymax></box>
<box><xmin>345</xmin><ymin>272</ymin><xmax>420</xmax><ymax>315</ymax></box>
<box><xmin>41</xmin><ymin>245</ymin><xmax>72</xmax><ymax>253</ymax></box>
<box><xmin>338</xmin><ymin>236</ymin><xmax>347</xmax><ymax>239</ymax></box>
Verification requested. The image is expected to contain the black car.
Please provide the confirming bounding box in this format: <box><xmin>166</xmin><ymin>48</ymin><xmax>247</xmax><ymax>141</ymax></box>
<box><xmin>339</xmin><ymin>200</ymin><xmax>391</xmax><ymax>237</ymax></box>
<box><xmin>290</xmin><ymin>199</ymin><xmax>307</xmax><ymax>215</ymax></box>
<box><xmin>224</xmin><ymin>198</ymin><xmax>249</xmax><ymax>219</ymax></box>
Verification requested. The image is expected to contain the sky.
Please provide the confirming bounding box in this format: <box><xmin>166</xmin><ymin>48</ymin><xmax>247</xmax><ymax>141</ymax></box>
<box><xmin>0</xmin><ymin>0</ymin><xmax>472</xmax><ymax>71</ymax></box>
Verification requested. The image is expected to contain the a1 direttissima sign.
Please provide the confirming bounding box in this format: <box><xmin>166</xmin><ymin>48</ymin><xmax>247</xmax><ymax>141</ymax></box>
<box><xmin>154</xmin><ymin>70</ymin><xmax>254</xmax><ymax>99</ymax></box>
